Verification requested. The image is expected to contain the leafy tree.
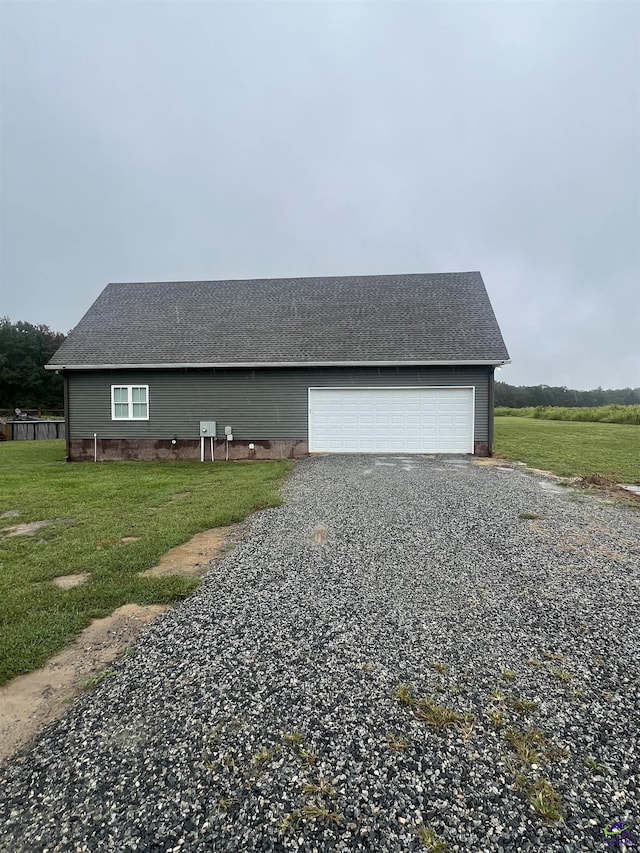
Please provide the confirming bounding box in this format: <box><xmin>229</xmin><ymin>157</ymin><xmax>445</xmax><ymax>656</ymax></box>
<box><xmin>0</xmin><ymin>318</ymin><xmax>66</xmax><ymax>411</ymax></box>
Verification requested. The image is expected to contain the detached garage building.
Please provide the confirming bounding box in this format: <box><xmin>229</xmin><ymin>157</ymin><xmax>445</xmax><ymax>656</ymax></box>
<box><xmin>47</xmin><ymin>272</ymin><xmax>510</xmax><ymax>461</ymax></box>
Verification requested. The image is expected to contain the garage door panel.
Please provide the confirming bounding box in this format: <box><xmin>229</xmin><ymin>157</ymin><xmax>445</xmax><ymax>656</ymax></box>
<box><xmin>309</xmin><ymin>387</ymin><xmax>474</xmax><ymax>454</ymax></box>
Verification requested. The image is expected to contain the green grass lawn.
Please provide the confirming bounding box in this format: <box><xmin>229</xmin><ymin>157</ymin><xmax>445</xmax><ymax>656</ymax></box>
<box><xmin>0</xmin><ymin>440</ymin><xmax>290</xmax><ymax>685</ymax></box>
<box><xmin>494</xmin><ymin>416</ymin><xmax>640</xmax><ymax>483</ymax></box>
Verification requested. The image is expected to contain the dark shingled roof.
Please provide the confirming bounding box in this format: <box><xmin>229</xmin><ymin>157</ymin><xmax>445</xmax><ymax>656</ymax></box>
<box><xmin>48</xmin><ymin>272</ymin><xmax>510</xmax><ymax>368</ymax></box>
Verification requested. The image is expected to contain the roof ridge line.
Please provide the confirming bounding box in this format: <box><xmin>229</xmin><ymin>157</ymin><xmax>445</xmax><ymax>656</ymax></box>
<box><xmin>105</xmin><ymin>271</ymin><xmax>483</xmax><ymax>286</ymax></box>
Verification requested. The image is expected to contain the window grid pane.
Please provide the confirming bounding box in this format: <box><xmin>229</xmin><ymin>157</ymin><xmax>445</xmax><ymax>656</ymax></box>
<box><xmin>112</xmin><ymin>385</ymin><xmax>148</xmax><ymax>419</ymax></box>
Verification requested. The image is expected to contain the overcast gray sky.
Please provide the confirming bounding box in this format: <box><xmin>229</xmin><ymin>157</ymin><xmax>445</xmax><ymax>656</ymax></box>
<box><xmin>1</xmin><ymin>0</ymin><xmax>638</xmax><ymax>389</ymax></box>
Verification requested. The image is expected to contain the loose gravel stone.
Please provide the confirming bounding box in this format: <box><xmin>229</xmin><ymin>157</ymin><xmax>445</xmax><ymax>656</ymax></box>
<box><xmin>1</xmin><ymin>455</ymin><xmax>638</xmax><ymax>852</ymax></box>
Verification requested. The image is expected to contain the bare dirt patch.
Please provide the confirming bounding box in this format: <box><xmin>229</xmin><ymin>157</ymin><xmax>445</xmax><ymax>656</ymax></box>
<box><xmin>0</xmin><ymin>522</ymin><xmax>247</xmax><ymax>765</ymax></box>
<box><xmin>52</xmin><ymin>573</ymin><xmax>90</xmax><ymax>589</ymax></box>
<box><xmin>3</xmin><ymin>517</ymin><xmax>77</xmax><ymax>538</ymax></box>
<box><xmin>4</xmin><ymin>520</ymin><xmax>54</xmax><ymax>537</ymax></box>
<box><xmin>140</xmin><ymin>522</ymin><xmax>245</xmax><ymax>577</ymax></box>
<box><xmin>0</xmin><ymin>603</ymin><xmax>167</xmax><ymax>765</ymax></box>
<box><xmin>121</xmin><ymin>536</ymin><xmax>141</xmax><ymax>544</ymax></box>
<box><xmin>0</xmin><ymin>510</ymin><xmax>20</xmax><ymax>519</ymax></box>
<box><xmin>581</xmin><ymin>475</ymin><xmax>640</xmax><ymax>505</ymax></box>
<box><xmin>472</xmin><ymin>457</ymin><xmax>530</xmax><ymax>471</ymax></box>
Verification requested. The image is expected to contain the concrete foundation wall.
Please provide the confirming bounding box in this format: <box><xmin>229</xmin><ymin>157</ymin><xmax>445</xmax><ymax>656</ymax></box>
<box><xmin>70</xmin><ymin>438</ymin><xmax>490</xmax><ymax>461</ymax></box>
<box><xmin>69</xmin><ymin>438</ymin><xmax>308</xmax><ymax>462</ymax></box>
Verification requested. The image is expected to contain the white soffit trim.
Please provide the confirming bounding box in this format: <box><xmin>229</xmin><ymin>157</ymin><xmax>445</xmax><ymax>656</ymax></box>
<box><xmin>46</xmin><ymin>359</ymin><xmax>511</xmax><ymax>370</ymax></box>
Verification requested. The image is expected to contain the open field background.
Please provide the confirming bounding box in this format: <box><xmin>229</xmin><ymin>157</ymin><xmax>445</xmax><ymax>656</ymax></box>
<box><xmin>494</xmin><ymin>416</ymin><xmax>639</xmax><ymax>483</ymax></box>
<box><xmin>0</xmin><ymin>441</ymin><xmax>290</xmax><ymax>684</ymax></box>
<box><xmin>495</xmin><ymin>404</ymin><xmax>640</xmax><ymax>424</ymax></box>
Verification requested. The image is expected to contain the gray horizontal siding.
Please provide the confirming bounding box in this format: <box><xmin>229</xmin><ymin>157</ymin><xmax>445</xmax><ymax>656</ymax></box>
<box><xmin>68</xmin><ymin>366</ymin><xmax>490</xmax><ymax>442</ymax></box>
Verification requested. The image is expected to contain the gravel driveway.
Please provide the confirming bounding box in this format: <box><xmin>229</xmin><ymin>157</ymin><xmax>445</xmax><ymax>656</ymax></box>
<box><xmin>1</xmin><ymin>455</ymin><xmax>639</xmax><ymax>852</ymax></box>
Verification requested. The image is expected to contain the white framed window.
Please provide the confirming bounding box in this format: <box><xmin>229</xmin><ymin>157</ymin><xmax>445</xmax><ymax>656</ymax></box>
<box><xmin>111</xmin><ymin>385</ymin><xmax>149</xmax><ymax>420</ymax></box>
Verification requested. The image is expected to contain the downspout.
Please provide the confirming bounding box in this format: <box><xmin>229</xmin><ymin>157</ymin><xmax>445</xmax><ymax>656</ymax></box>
<box><xmin>62</xmin><ymin>371</ymin><xmax>71</xmax><ymax>462</ymax></box>
<box><xmin>488</xmin><ymin>366</ymin><xmax>495</xmax><ymax>456</ymax></box>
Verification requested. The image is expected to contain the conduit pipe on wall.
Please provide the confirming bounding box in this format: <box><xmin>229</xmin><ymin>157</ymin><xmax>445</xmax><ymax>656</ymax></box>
<box><xmin>94</xmin><ymin>433</ymin><xmax>97</xmax><ymax>463</ymax></box>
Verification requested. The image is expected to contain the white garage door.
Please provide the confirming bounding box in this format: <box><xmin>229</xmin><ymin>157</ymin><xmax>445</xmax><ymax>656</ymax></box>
<box><xmin>308</xmin><ymin>386</ymin><xmax>474</xmax><ymax>454</ymax></box>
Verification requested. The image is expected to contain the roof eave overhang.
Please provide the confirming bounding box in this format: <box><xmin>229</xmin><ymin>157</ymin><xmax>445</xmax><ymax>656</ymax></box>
<box><xmin>46</xmin><ymin>359</ymin><xmax>511</xmax><ymax>371</ymax></box>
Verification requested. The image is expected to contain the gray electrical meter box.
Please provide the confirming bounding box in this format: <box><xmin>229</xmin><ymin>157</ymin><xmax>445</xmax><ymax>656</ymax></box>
<box><xmin>199</xmin><ymin>421</ymin><xmax>217</xmax><ymax>437</ymax></box>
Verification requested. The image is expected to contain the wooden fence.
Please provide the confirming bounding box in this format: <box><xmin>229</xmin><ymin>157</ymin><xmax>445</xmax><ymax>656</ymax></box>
<box><xmin>1</xmin><ymin>419</ymin><xmax>66</xmax><ymax>441</ymax></box>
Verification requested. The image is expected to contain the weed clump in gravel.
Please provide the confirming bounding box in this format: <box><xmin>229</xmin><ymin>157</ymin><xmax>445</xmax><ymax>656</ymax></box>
<box><xmin>278</xmin><ymin>801</ymin><xmax>343</xmax><ymax>831</ymax></box>
<box><xmin>486</xmin><ymin>708</ymin><xmax>505</xmax><ymax>728</ymax></box>
<box><xmin>252</xmin><ymin>745</ymin><xmax>281</xmax><ymax>768</ymax></box>
<box><xmin>541</xmin><ymin>650</ymin><xmax>565</xmax><ymax>662</ymax></box>
<box><xmin>300</xmin><ymin>801</ymin><xmax>343</xmax><ymax>825</ymax></box>
<box><xmin>506</xmin><ymin>696</ymin><xmax>539</xmax><ymax>715</ymax></box>
<box><xmin>280</xmin><ymin>731</ymin><xmax>317</xmax><ymax>765</ymax></box>
<box><xmin>549</xmin><ymin>667</ymin><xmax>573</xmax><ymax>682</ymax></box>
<box><xmin>415</xmin><ymin>822</ymin><xmax>448</xmax><ymax>850</ymax></box>
<box><xmin>281</xmin><ymin>731</ymin><xmax>304</xmax><ymax>747</ymax></box>
<box><xmin>504</xmin><ymin>727</ymin><xmax>569</xmax><ymax>766</ymax></box>
<box><xmin>518</xmin><ymin>512</ymin><xmax>542</xmax><ymax>520</ymax></box>
<box><xmin>297</xmin><ymin>746</ymin><xmax>318</xmax><ymax>766</ymax></box>
<box><xmin>392</xmin><ymin>683</ymin><xmax>416</xmax><ymax>706</ymax></box>
<box><xmin>504</xmin><ymin>727</ymin><xmax>547</xmax><ymax>765</ymax></box>
<box><xmin>393</xmin><ymin>683</ymin><xmax>471</xmax><ymax>733</ymax></box>
<box><xmin>303</xmin><ymin>778</ymin><xmax>337</xmax><ymax>799</ymax></box>
<box><xmin>413</xmin><ymin>697</ymin><xmax>469</xmax><ymax>731</ymax></box>
<box><xmin>516</xmin><ymin>776</ymin><xmax>564</xmax><ymax>822</ymax></box>
<box><xmin>386</xmin><ymin>733</ymin><xmax>410</xmax><ymax>752</ymax></box>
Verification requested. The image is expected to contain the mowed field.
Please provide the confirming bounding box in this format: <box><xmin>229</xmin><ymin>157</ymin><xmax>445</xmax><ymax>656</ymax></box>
<box><xmin>0</xmin><ymin>440</ymin><xmax>290</xmax><ymax>684</ymax></box>
<box><xmin>494</xmin><ymin>416</ymin><xmax>639</xmax><ymax>483</ymax></box>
